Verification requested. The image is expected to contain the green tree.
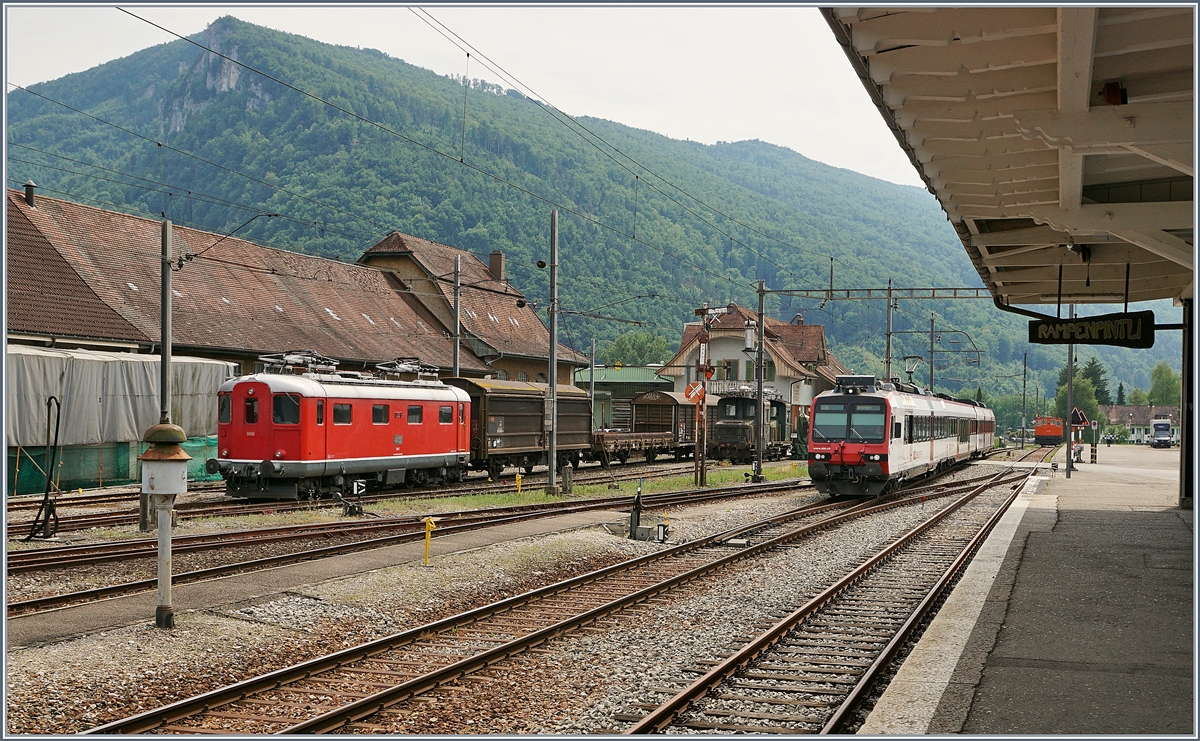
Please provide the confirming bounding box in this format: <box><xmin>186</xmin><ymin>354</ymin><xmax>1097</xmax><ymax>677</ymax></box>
<box><xmin>1115</xmin><ymin>382</ymin><xmax>1126</xmax><ymax>406</ymax></box>
<box><xmin>1054</xmin><ymin>376</ymin><xmax>1101</xmax><ymax>430</ymax></box>
<box><xmin>1080</xmin><ymin>356</ymin><xmax>1112</xmax><ymax>405</ymax></box>
<box><xmin>1148</xmin><ymin>361</ymin><xmax>1181</xmax><ymax>407</ymax></box>
<box><xmin>1128</xmin><ymin>387</ymin><xmax>1150</xmax><ymax>405</ymax></box>
<box><xmin>600</xmin><ymin>332</ymin><xmax>670</xmax><ymax>366</ymax></box>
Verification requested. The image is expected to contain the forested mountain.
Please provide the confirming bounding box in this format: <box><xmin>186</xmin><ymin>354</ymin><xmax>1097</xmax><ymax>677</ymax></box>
<box><xmin>6</xmin><ymin>16</ymin><xmax>1181</xmax><ymax>402</ymax></box>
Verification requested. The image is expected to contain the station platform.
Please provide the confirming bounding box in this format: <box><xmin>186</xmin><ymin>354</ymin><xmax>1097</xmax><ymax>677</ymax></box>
<box><xmin>862</xmin><ymin>443</ymin><xmax>1193</xmax><ymax>735</ymax></box>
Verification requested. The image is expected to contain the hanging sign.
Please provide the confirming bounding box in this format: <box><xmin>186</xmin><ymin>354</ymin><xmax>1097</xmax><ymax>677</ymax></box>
<box><xmin>1028</xmin><ymin>310</ymin><xmax>1155</xmax><ymax>349</ymax></box>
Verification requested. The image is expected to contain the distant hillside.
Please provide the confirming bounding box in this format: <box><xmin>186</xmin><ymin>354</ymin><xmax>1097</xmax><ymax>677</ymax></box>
<box><xmin>6</xmin><ymin>16</ymin><xmax>1181</xmax><ymax>398</ymax></box>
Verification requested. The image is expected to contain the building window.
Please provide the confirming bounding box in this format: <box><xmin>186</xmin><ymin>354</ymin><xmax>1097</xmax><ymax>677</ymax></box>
<box><xmin>744</xmin><ymin>360</ymin><xmax>754</xmax><ymax>381</ymax></box>
<box><xmin>372</xmin><ymin>404</ymin><xmax>390</xmax><ymax>424</ymax></box>
<box><xmin>536</xmin><ymin>373</ymin><xmax>547</xmax><ymax>383</ymax></box>
<box><xmin>764</xmin><ymin>360</ymin><xmax>776</xmax><ymax>382</ymax></box>
<box><xmin>496</xmin><ymin>369</ymin><xmax>509</xmax><ymax>380</ymax></box>
<box><xmin>517</xmin><ymin>371</ymin><xmax>529</xmax><ymax>381</ymax></box>
<box><xmin>408</xmin><ymin>405</ymin><xmax>423</xmax><ymax>424</ymax></box>
<box><xmin>722</xmin><ymin>360</ymin><xmax>736</xmax><ymax>381</ymax></box>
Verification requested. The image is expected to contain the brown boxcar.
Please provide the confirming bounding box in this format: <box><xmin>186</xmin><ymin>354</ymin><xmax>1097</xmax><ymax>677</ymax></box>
<box><xmin>446</xmin><ymin>378</ymin><xmax>591</xmax><ymax>478</ymax></box>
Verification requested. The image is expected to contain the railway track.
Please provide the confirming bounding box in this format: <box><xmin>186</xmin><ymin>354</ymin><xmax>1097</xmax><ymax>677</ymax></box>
<box><xmin>6</xmin><ymin>477</ymin><xmax>811</xmax><ymax>616</ymax></box>
<box><xmin>82</xmin><ymin>464</ymin><xmax>1029</xmax><ymax>735</ymax></box>
<box><xmin>6</xmin><ymin>460</ymin><xmax>703</xmax><ymax>535</ymax></box>
<box><xmin>619</xmin><ymin>449</ymin><xmax>1052</xmax><ymax>734</ymax></box>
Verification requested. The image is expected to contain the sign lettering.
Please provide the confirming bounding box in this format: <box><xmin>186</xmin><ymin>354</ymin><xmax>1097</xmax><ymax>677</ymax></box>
<box><xmin>1028</xmin><ymin>310</ymin><xmax>1155</xmax><ymax>349</ymax></box>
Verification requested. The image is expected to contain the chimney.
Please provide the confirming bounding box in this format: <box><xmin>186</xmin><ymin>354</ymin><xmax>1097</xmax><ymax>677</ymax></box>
<box><xmin>23</xmin><ymin>180</ymin><xmax>36</xmax><ymax>207</ymax></box>
<box><xmin>489</xmin><ymin>250</ymin><xmax>505</xmax><ymax>281</ymax></box>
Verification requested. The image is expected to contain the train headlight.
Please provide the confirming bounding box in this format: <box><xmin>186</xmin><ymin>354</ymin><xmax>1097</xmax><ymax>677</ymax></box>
<box><xmin>275</xmin><ymin>450</ymin><xmax>284</xmax><ymax>458</ymax></box>
<box><xmin>220</xmin><ymin>449</ymin><xmax>228</xmax><ymax>457</ymax></box>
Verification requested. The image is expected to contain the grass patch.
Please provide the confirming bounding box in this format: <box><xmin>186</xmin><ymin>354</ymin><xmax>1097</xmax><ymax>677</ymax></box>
<box><xmin>566</xmin><ymin>460</ymin><xmax>807</xmax><ymax>499</ymax></box>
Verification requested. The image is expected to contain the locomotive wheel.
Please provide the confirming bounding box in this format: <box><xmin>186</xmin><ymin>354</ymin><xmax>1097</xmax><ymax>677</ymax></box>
<box><xmin>645</xmin><ymin>450</ymin><xmax>657</xmax><ymax>464</ymax></box>
<box><xmin>487</xmin><ymin>460</ymin><xmax>503</xmax><ymax>480</ymax></box>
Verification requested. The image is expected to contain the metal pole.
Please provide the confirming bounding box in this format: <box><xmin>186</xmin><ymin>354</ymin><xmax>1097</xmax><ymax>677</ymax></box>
<box><xmin>155</xmin><ymin>496</ymin><xmax>174</xmax><ymax>628</ymax></box>
<box><xmin>160</xmin><ymin>219</ymin><xmax>172</xmax><ymax>423</ymax></box>
<box><xmin>547</xmin><ymin>210</ymin><xmax>559</xmax><ymax>494</ymax></box>
<box><xmin>885</xmin><ymin>278</ymin><xmax>893</xmax><ymax>382</ymax></box>
<box><xmin>1066</xmin><ymin>303</ymin><xmax>1075</xmax><ymax>477</ymax></box>
<box><xmin>1021</xmin><ymin>350</ymin><xmax>1027</xmax><ymax>450</ymax></box>
<box><xmin>1180</xmin><ymin>298</ymin><xmax>1193</xmax><ymax>509</ymax></box>
<box><xmin>453</xmin><ymin>255</ymin><xmax>461</xmax><ymax>377</ymax></box>
<box><xmin>755</xmin><ymin>280</ymin><xmax>766</xmax><ymax>482</ymax></box>
<box><xmin>590</xmin><ymin>338</ymin><xmax>596</xmax><ymax>429</ymax></box>
<box><xmin>929</xmin><ymin>312</ymin><xmax>935</xmax><ymax>393</ymax></box>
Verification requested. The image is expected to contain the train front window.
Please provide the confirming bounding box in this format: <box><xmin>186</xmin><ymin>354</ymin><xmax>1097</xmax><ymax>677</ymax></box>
<box><xmin>218</xmin><ymin>394</ymin><xmax>231</xmax><ymax>424</ymax></box>
<box><xmin>813</xmin><ymin>402</ymin><xmax>887</xmax><ymax>442</ymax></box>
<box><xmin>273</xmin><ymin>394</ymin><xmax>300</xmax><ymax>424</ymax></box>
<box><xmin>244</xmin><ymin>398</ymin><xmax>259</xmax><ymax>424</ymax></box>
<box><xmin>813</xmin><ymin>403</ymin><xmax>848</xmax><ymax>441</ymax></box>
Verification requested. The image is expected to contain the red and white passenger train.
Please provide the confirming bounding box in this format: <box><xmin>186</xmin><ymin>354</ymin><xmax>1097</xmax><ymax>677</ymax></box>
<box><xmin>807</xmin><ymin>375</ymin><xmax>995</xmax><ymax>497</ymax></box>
<box><xmin>207</xmin><ymin>366</ymin><xmax>470</xmax><ymax>499</ymax></box>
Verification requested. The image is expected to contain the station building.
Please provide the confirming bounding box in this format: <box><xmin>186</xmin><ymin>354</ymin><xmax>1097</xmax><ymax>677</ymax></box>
<box><xmin>656</xmin><ymin>305</ymin><xmax>849</xmax><ymax>429</ymax></box>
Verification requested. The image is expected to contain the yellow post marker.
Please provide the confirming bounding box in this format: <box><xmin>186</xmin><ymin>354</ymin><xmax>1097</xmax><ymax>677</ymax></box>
<box><xmin>422</xmin><ymin>516</ymin><xmax>439</xmax><ymax>566</ymax></box>
<box><xmin>515</xmin><ymin>472</ymin><xmax>522</xmax><ymax>495</ymax></box>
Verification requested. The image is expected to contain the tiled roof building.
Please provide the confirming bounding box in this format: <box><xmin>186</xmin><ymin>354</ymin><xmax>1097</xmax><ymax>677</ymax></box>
<box><xmin>6</xmin><ymin>188</ymin><xmax>489</xmax><ymax>374</ymax></box>
<box><xmin>361</xmin><ymin>231</ymin><xmax>585</xmax><ymax>382</ymax></box>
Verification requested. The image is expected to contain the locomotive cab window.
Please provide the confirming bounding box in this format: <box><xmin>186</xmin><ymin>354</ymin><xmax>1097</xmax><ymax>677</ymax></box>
<box><xmin>316</xmin><ymin>400</ymin><xmax>324</xmax><ymax>425</ymax></box>
<box><xmin>893</xmin><ymin>419</ymin><xmax>902</xmax><ymax>439</ymax></box>
<box><xmin>407</xmin><ymin>405</ymin><xmax>423</xmax><ymax>424</ymax></box>
<box><xmin>273</xmin><ymin>394</ymin><xmax>300</xmax><ymax>425</ymax></box>
<box><xmin>849</xmin><ymin>403</ymin><xmax>886</xmax><ymax>442</ymax></box>
<box><xmin>218</xmin><ymin>394</ymin><xmax>231</xmax><ymax>424</ymax></box>
<box><xmin>372</xmin><ymin>404</ymin><xmax>389</xmax><ymax>424</ymax></box>
<box><xmin>244</xmin><ymin>397</ymin><xmax>259</xmax><ymax>424</ymax></box>
<box><xmin>439</xmin><ymin>406</ymin><xmax>453</xmax><ymax>424</ymax></box>
<box><xmin>812</xmin><ymin>402</ymin><xmax>848</xmax><ymax>441</ymax></box>
<box><xmin>333</xmin><ymin>403</ymin><xmax>352</xmax><ymax>425</ymax></box>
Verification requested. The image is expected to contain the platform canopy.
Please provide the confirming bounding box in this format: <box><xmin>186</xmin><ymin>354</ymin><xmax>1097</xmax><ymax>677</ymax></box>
<box><xmin>824</xmin><ymin>7</ymin><xmax>1194</xmax><ymax>308</ymax></box>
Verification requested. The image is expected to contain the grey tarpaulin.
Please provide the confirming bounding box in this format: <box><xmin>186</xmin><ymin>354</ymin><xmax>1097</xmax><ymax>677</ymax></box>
<box><xmin>7</xmin><ymin>346</ymin><xmax>236</xmax><ymax>446</ymax></box>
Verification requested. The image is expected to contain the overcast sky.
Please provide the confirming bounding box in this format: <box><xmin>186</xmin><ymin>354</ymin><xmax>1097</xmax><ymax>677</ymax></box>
<box><xmin>4</xmin><ymin>5</ymin><xmax>925</xmax><ymax>188</ymax></box>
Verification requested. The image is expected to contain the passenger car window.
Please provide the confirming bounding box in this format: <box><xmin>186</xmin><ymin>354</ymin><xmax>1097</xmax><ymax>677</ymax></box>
<box><xmin>273</xmin><ymin>394</ymin><xmax>300</xmax><ymax>424</ymax></box>
<box><xmin>244</xmin><ymin>397</ymin><xmax>259</xmax><ymax>424</ymax></box>
<box><xmin>408</xmin><ymin>405</ymin><xmax>423</xmax><ymax>424</ymax></box>
<box><xmin>218</xmin><ymin>395</ymin><xmax>231</xmax><ymax>424</ymax></box>
<box><xmin>439</xmin><ymin>406</ymin><xmax>453</xmax><ymax>424</ymax></box>
<box><xmin>373</xmin><ymin>404</ymin><xmax>389</xmax><ymax>424</ymax></box>
<box><xmin>333</xmin><ymin>403</ymin><xmax>352</xmax><ymax>425</ymax></box>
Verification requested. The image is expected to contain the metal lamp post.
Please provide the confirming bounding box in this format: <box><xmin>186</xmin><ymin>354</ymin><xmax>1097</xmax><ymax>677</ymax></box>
<box><xmin>139</xmin><ymin>422</ymin><xmax>189</xmax><ymax>629</ymax></box>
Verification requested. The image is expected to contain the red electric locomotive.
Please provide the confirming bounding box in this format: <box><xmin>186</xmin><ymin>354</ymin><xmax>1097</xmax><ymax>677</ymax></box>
<box><xmin>207</xmin><ymin>361</ymin><xmax>470</xmax><ymax>499</ymax></box>
<box><xmin>807</xmin><ymin>375</ymin><xmax>995</xmax><ymax>497</ymax></box>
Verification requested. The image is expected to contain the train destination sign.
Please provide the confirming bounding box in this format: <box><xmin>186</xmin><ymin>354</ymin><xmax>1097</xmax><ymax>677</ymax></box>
<box><xmin>1028</xmin><ymin>310</ymin><xmax>1155</xmax><ymax>349</ymax></box>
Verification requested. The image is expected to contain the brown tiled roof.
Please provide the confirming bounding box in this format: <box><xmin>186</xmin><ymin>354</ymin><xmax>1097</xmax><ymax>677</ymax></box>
<box><xmin>363</xmin><ymin>231</ymin><xmax>586</xmax><ymax>364</ymax></box>
<box><xmin>7</xmin><ymin>190</ymin><xmax>489</xmax><ymax>372</ymax></box>
<box><xmin>1099</xmin><ymin>404</ymin><xmax>1180</xmax><ymax>426</ymax></box>
<box><xmin>6</xmin><ymin>192</ymin><xmax>148</xmax><ymax>343</ymax></box>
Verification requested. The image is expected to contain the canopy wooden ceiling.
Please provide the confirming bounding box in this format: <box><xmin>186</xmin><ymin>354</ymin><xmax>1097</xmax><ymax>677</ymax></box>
<box><xmin>824</xmin><ymin>7</ymin><xmax>1194</xmax><ymax>309</ymax></box>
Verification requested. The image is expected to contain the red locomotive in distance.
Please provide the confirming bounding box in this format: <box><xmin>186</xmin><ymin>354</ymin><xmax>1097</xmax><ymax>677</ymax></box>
<box><xmin>207</xmin><ymin>355</ymin><xmax>469</xmax><ymax>499</ymax></box>
<box><xmin>1033</xmin><ymin>416</ymin><xmax>1064</xmax><ymax>446</ymax></box>
<box><xmin>808</xmin><ymin>375</ymin><xmax>995</xmax><ymax>497</ymax></box>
